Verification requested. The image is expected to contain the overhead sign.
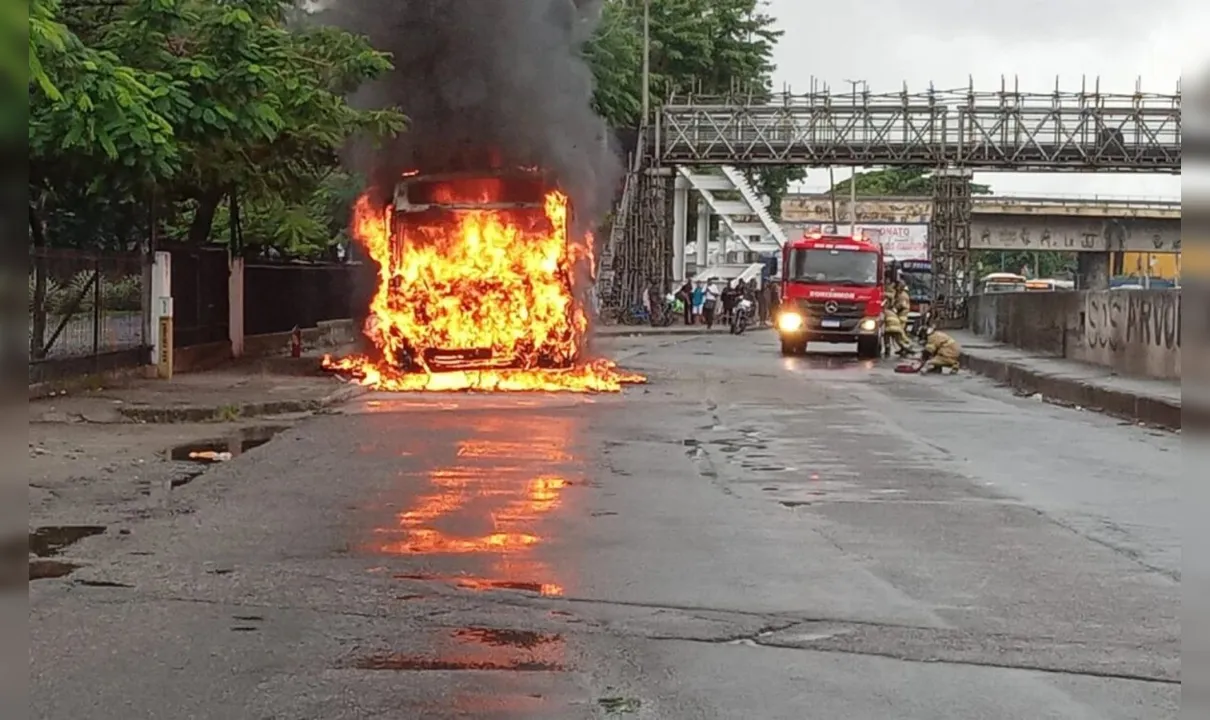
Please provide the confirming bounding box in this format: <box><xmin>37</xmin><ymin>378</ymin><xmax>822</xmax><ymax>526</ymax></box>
<box><xmin>783</xmin><ymin>223</ymin><xmax>928</xmax><ymax>261</ymax></box>
<box><xmin>898</xmin><ymin>260</ymin><xmax>932</xmax><ymax>272</ymax></box>
<box><xmin>856</xmin><ymin>224</ymin><xmax>929</xmax><ymax>261</ymax></box>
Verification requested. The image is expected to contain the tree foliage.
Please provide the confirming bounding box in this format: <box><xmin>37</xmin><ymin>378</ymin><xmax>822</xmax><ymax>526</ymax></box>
<box><xmin>30</xmin><ymin>0</ymin><xmax>811</xmax><ymax>254</ymax></box>
<box><xmin>829</xmin><ymin>167</ymin><xmax>992</xmax><ymax>197</ymax></box>
<box><xmin>584</xmin><ymin>0</ymin><xmax>804</xmax><ymax>216</ymax></box>
<box><xmin>29</xmin><ymin>0</ymin><xmax>404</xmax><ymax>257</ymax></box>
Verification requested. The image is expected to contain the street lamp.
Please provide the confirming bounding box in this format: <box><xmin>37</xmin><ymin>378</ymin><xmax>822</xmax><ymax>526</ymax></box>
<box><xmin>641</xmin><ymin>0</ymin><xmax>650</xmax><ymax>127</ymax></box>
<box><xmin>843</xmin><ymin>79</ymin><xmax>866</xmax><ymax>235</ymax></box>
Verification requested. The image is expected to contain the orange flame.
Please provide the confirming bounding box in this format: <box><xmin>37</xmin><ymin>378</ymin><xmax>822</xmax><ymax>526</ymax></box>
<box><xmin>323</xmin><ymin>183</ymin><xmax>643</xmax><ymax>392</ymax></box>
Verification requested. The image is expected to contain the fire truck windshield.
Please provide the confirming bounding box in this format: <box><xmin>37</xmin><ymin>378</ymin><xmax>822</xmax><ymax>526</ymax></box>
<box><xmin>787</xmin><ymin>248</ymin><xmax>879</xmax><ymax>287</ymax></box>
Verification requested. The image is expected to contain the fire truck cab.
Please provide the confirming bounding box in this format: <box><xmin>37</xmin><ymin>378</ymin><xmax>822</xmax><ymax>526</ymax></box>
<box><xmin>774</xmin><ymin>234</ymin><xmax>885</xmax><ymax>358</ymax></box>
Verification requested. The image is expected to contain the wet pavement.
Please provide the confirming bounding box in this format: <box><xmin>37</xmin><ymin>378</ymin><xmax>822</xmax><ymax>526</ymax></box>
<box><xmin>29</xmin><ymin>331</ymin><xmax>1179</xmax><ymax>718</ymax></box>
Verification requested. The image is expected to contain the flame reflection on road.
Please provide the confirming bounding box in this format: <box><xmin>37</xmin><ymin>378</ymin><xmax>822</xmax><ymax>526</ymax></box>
<box><xmin>370</xmin><ymin>413</ymin><xmax>578</xmax><ymax>597</ymax></box>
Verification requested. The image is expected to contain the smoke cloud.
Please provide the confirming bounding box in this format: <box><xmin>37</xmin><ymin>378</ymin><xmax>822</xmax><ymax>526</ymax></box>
<box><xmin>319</xmin><ymin>0</ymin><xmax>623</xmax><ymax>228</ymax></box>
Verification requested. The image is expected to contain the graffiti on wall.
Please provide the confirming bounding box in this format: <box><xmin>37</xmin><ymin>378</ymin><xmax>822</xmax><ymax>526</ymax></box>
<box><xmin>1084</xmin><ymin>291</ymin><xmax>1180</xmax><ymax>353</ymax></box>
<box><xmin>1124</xmin><ymin>291</ymin><xmax>1181</xmax><ymax>350</ymax></box>
<box><xmin>972</xmin><ymin>225</ymin><xmax>1104</xmax><ymax>251</ymax></box>
<box><xmin>1085</xmin><ymin>293</ymin><xmax>1122</xmax><ymax>351</ymax></box>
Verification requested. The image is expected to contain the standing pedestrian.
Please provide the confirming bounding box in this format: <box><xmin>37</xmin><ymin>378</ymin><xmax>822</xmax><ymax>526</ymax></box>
<box><xmin>691</xmin><ymin>282</ymin><xmax>705</xmax><ymax>324</ymax></box>
<box><xmin>676</xmin><ymin>281</ymin><xmax>693</xmax><ymax>325</ymax></box>
<box><xmin>721</xmin><ymin>281</ymin><xmax>737</xmax><ymax>324</ymax></box>
<box><xmin>703</xmin><ymin>279</ymin><xmax>720</xmax><ymax>329</ymax></box>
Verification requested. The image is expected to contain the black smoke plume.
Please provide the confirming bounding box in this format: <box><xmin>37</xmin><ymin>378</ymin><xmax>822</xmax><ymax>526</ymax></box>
<box><xmin>319</xmin><ymin>0</ymin><xmax>623</xmax><ymax>228</ymax></box>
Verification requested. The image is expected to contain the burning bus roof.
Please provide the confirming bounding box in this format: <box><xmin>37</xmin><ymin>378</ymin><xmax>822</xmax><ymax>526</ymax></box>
<box><xmin>393</xmin><ymin>168</ymin><xmax>555</xmax><ymax>214</ymax></box>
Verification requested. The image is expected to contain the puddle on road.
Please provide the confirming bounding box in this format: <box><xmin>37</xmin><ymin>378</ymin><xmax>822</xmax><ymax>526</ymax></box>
<box><xmin>169</xmin><ymin>425</ymin><xmax>289</xmax><ymax>463</ymax></box>
<box><xmin>29</xmin><ymin>525</ymin><xmax>106</xmax><ymax>557</ymax></box>
<box><xmin>366</xmin><ymin>414</ymin><xmax>580</xmax><ymax>598</ymax></box>
<box><xmin>352</xmin><ymin>623</ymin><xmax>567</xmax><ymax>673</ymax></box>
<box><xmin>453</xmin><ymin>627</ymin><xmax>562</xmax><ymax>649</ymax></box>
<box><xmin>353</xmin><ymin>654</ymin><xmax>563</xmax><ymax>671</ymax></box>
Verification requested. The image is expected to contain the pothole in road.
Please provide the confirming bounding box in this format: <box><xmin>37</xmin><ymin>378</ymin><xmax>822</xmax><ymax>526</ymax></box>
<box><xmin>29</xmin><ymin>525</ymin><xmax>106</xmax><ymax>557</ymax></box>
<box><xmin>352</xmin><ymin>654</ymin><xmax>564</xmax><ymax>672</ymax></box>
<box><xmin>453</xmin><ymin>627</ymin><xmax>562</xmax><ymax>649</ymax></box>
<box><xmin>743</xmin><ymin>463</ymin><xmax>788</xmax><ymax>472</ymax></box>
<box><xmin>30</xmin><ymin>559</ymin><xmax>82</xmax><ymax>580</ymax></box>
<box><xmin>168</xmin><ymin>425</ymin><xmax>289</xmax><ymax>464</ymax></box>
<box><xmin>598</xmin><ymin>697</ymin><xmax>642</xmax><ymax>714</ymax></box>
<box><xmin>394</xmin><ymin>573</ymin><xmax>561</xmax><ymax>596</ymax></box>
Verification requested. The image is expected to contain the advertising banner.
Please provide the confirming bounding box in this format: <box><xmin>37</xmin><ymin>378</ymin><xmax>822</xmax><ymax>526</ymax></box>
<box><xmin>781</xmin><ymin>223</ymin><xmax>929</xmax><ymax>261</ymax></box>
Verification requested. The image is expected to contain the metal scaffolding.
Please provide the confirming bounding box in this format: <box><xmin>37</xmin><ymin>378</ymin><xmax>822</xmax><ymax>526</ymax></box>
<box><xmin>657</xmin><ymin>77</ymin><xmax>1181</xmax><ymax>171</ymax></box>
<box><xmin>597</xmin><ymin>118</ymin><xmax>675</xmax><ymax>315</ymax></box>
<box><xmin>928</xmin><ymin>169</ymin><xmax>973</xmax><ymax>327</ymax></box>
<box><xmin>602</xmin><ymin>77</ymin><xmax>1183</xmax><ymax>320</ymax></box>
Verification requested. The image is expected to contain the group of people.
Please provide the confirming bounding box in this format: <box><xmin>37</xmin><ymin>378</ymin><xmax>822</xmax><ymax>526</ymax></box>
<box><xmin>881</xmin><ymin>280</ymin><xmax>961</xmax><ymax>373</ymax></box>
<box><xmin>672</xmin><ymin>278</ymin><xmax>778</xmax><ymax>330</ymax></box>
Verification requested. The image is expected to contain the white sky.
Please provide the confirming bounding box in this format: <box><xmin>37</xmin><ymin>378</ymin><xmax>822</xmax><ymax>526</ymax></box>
<box><xmin>765</xmin><ymin>0</ymin><xmax>1201</xmax><ymax>200</ymax></box>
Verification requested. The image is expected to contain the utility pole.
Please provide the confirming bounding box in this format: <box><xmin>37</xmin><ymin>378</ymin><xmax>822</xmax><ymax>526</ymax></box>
<box><xmin>843</xmin><ymin>79</ymin><xmax>865</xmax><ymax>235</ymax></box>
<box><xmin>641</xmin><ymin>0</ymin><xmax>650</xmax><ymax>127</ymax></box>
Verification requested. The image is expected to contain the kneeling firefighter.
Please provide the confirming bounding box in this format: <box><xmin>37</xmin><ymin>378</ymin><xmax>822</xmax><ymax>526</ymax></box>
<box><xmin>919</xmin><ymin>325</ymin><xmax>961</xmax><ymax>373</ymax></box>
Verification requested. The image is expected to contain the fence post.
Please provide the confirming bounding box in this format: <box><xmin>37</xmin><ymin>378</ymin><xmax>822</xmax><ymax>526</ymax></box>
<box><xmin>92</xmin><ymin>257</ymin><xmax>102</xmax><ymax>370</ymax></box>
<box><xmin>150</xmin><ymin>251</ymin><xmax>173</xmax><ymax>378</ymax></box>
<box><xmin>229</xmin><ymin>253</ymin><xmax>245</xmax><ymax>357</ymax></box>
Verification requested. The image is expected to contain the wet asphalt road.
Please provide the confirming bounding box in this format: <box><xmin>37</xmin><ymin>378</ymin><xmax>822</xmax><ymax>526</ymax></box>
<box><xmin>30</xmin><ymin>330</ymin><xmax>1180</xmax><ymax>719</ymax></box>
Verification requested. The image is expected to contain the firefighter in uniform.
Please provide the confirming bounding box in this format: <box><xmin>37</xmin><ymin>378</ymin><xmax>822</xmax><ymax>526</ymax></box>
<box><xmin>920</xmin><ymin>325</ymin><xmax>961</xmax><ymax>373</ymax></box>
<box><xmin>894</xmin><ymin>282</ymin><xmax>912</xmax><ymax>326</ymax></box>
<box><xmin>882</xmin><ymin>294</ymin><xmax>913</xmax><ymax>357</ymax></box>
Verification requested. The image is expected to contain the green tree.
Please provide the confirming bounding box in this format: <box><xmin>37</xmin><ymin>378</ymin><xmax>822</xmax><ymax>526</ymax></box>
<box><xmin>30</xmin><ymin>0</ymin><xmax>404</xmax><ymax>257</ymax></box>
<box><xmin>827</xmin><ymin>168</ymin><xmax>1075</xmax><ymax>279</ymax></box>
<box><xmin>584</xmin><ymin>0</ymin><xmax>804</xmax><ymax>215</ymax></box>
<box><xmin>29</xmin><ymin>0</ymin><xmax>182</xmax><ymax>197</ymax></box>
<box><xmin>829</xmin><ymin>167</ymin><xmax>992</xmax><ymax>196</ymax></box>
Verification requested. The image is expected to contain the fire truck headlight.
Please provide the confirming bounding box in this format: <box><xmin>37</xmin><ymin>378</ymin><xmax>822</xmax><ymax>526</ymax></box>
<box><xmin>859</xmin><ymin>317</ymin><xmax>877</xmax><ymax>332</ymax></box>
<box><xmin>777</xmin><ymin>312</ymin><xmax>804</xmax><ymax>332</ymax></box>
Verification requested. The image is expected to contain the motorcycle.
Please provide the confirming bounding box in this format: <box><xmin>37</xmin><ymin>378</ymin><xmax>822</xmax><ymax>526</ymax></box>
<box><xmin>730</xmin><ymin>297</ymin><xmax>753</xmax><ymax>335</ymax></box>
<box><xmin>650</xmin><ymin>294</ymin><xmax>676</xmax><ymax>327</ymax></box>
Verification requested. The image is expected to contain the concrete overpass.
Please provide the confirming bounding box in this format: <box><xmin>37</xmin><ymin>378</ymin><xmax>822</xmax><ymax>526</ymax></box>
<box><xmin>782</xmin><ymin>195</ymin><xmax>1182</xmax><ymax>253</ymax></box>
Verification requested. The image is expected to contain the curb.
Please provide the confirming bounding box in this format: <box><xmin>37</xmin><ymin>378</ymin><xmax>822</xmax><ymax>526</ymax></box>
<box><xmin>318</xmin><ymin>383</ymin><xmax>372</xmax><ymax>410</ymax></box>
<box><xmin>595</xmin><ymin>326</ymin><xmax>773</xmax><ymax>338</ymax></box>
<box><xmin>960</xmin><ymin>352</ymin><xmax>1184</xmax><ymax>430</ymax></box>
<box><xmin>115</xmin><ymin>382</ymin><xmax>370</xmax><ymax>424</ymax></box>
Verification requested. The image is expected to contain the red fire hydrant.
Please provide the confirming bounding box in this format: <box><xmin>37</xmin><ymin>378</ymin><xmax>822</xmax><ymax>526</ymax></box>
<box><xmin>290</xmin><ymin>326</ymin><xmax>302</xmax><ymax>358</ymax></box>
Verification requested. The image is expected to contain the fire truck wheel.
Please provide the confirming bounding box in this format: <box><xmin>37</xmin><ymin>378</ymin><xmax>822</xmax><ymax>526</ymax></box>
<box><xmin>856</xmin><ymin>335</ymin><xmax>881</xmax><ymax>359</ymax></box>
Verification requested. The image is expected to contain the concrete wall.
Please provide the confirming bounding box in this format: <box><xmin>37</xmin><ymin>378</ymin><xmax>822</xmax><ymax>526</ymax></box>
<box><xmin>968</xmin><ymin>292</ymin><xmax>1082</xmax><ymax>356</ymax></box>
<box><xmin>968</xmin><ymin>290</ymin><xmax>1181</xmax><ymax>381</ymax></box>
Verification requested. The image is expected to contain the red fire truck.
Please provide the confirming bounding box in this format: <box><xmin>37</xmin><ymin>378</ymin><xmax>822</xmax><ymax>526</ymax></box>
<box><xmin>774</xmin><ymin>233</ymin><xmax>886</xmax><ymax>358</ymax></box>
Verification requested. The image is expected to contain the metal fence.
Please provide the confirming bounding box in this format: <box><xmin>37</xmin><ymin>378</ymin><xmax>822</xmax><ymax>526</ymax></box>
<box><xmin>163</xmin><ymin>244</ymin><xmax>231</xmax><ymax>349</ymax></box>
<box><xmin>244</xmin><ymin>260</ymin><xmax>361</xmax><ymax>336</ymax></box>
<box><xmin>29</xmin><ymin>248</ymin><xmax>148</xmax><ymax>382</ymax></box>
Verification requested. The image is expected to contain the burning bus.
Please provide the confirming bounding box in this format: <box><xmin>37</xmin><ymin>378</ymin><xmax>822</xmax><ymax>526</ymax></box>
<box><xmin>323</xmin><ymin>169</ymin><xmax>641</xmax><ymax>392</ymax></box>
